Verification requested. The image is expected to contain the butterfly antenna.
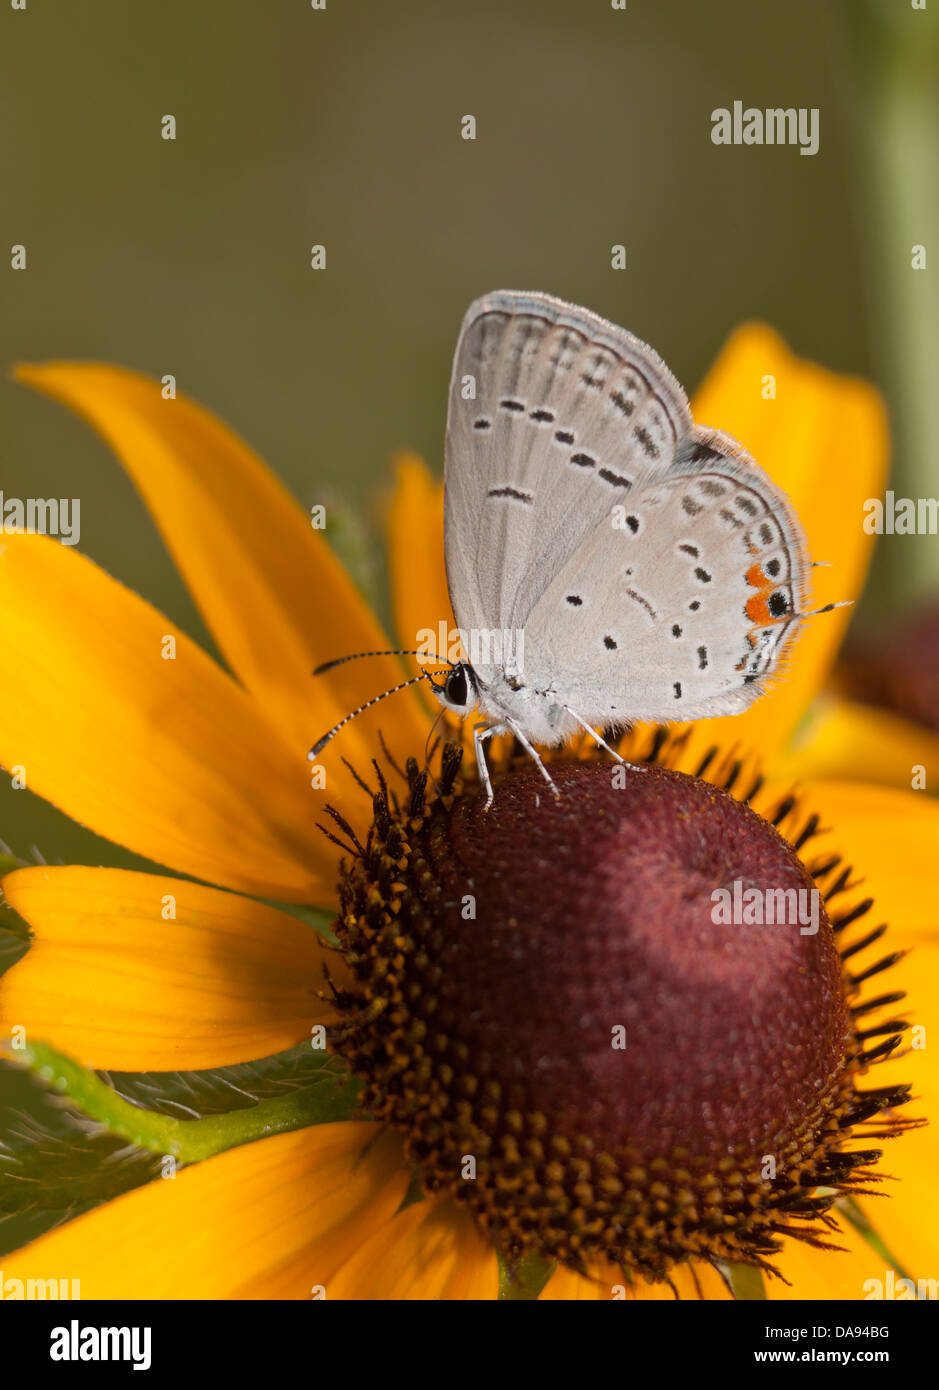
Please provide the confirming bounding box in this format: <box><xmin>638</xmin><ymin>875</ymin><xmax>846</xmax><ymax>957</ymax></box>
<box><xmin>422</xmin><ymin>707</ymin><xmax>448</xmax><ymax>793</ymax></box>
<box><xmin>308</xmin><ymin>674</ymin><xmax>430</xmax><ymax>759</ymax></box>
<box><xmin>313</xmin><ymin>649</ymin><xmax>453</xmax><ymax>676</ymax></box>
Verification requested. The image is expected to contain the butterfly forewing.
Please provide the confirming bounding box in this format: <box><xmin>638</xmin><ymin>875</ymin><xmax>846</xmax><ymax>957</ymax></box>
<box><xmin>444</xmin><ymin>291</ymin><xmax>694</xmax><ymax>653</ymax></box>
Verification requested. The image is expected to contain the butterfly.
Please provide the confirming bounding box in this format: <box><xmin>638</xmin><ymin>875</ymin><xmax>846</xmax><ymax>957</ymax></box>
<box><xmin>312</xmin><ymin>291</ymin><xmax>842</xmax><ymax>806</ymax></box>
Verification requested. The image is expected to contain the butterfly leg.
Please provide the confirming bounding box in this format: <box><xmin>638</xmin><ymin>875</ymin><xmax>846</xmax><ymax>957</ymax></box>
<box><xmin>473</xmin><ymin>721</ymin><xmax>508</xmax><ymax>811</ymax></box>
<box><xmin>505</xmin><ymin>718</ymin><xmax>561</xmax><ymax>803</ymax></box>
<box><xmin>563</xmin><ymin>707</ymin><xmax>647</xmax><ymax>773</ymax></box>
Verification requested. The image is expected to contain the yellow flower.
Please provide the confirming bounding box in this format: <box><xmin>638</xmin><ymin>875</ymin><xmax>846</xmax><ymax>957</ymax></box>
<box><xmin>0</xmin><ymin>325</ymin><xmax>936</xmax><ymax>1301</ymax></box>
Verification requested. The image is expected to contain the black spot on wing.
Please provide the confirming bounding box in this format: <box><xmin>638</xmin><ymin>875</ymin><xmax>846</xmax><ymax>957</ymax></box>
<box><xmin>625</xmin><ymin>587</ymin><xmax>656</xmax><ymax>621</ymax></box>
<box><xmin>634</xmin><ymin>425</ymin><xmax>659</xmax><ymax>459</ymax></box>
<box><xmin>487</xmin><ymin>486</ymin><xmax>532</xmax><ymax>504</ymax></box>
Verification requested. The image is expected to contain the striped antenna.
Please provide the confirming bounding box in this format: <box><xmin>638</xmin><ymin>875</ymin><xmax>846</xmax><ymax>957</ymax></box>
<box><xmin>313</xmin><ymin>648</ymin><xmax>453</xmax><ymax>676</ymax></box>
<box><xmin>308</xmin><ymin>673</ymin><xmax>432</xmax><ymax>759</ymax></box>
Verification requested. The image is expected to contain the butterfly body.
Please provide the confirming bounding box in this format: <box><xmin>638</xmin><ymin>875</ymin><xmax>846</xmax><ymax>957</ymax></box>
<box><xmin>434</xmin><ymin>660</ymin><xmax>580</xmax><ymax>747</ymax></box>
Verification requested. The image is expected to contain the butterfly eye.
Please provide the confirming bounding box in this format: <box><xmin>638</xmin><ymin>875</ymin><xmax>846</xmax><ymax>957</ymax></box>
<box><xmin>444</xmin><ymin>665</ymin><xmax>469</xmax><ymax>708</ymax></box>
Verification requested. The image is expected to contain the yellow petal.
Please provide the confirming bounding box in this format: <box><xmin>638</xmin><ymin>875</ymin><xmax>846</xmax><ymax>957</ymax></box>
<box><xmin>0</xmin><ymin>1122</ymin><xmax>407</xmax><ymax>1299</ymax></box>
<box><xmin>14</xmin><ymin>361</ymin><xmax>427</xmax><ymax>787</ymax></box>
<box><xmin>768</xmin><ymin>1217</ymin><xmax>910</xmax><ymax>1300</ymax></box>
<box><xmin>665</xmin><ymin>1262</ymin><xmax>735</xmax><ymax>1300</ymax></box>
<box><xmin>673</xmin><ymin>323</ymin><xmax>889</xmax><ymax>769</ymax></box>
<box><xmin>0</xmin><ymin>866</ymin><xmax>349</xmax><ymax>1069</ymax></box>
<box><xmin>769</xmin><ymin>779</ymin><xmax>939</xmax><ymax>937</ymax></box>
<box><xmin>540</xmin><ymin>1260</ymin><xmax>731</xmax><ymax>1300</ymax></box>
<box><xmin>769</xmin><ymin>697</ymin><xmax>939</xmax><ymax>791</ymax></box>
<box><xmin>388</xmin><ymin>453</ymin><xmax>453</xmax><ymax>662</ymax></box>
<box><xmin>328</xmin><ymin>1197</ymin><xmax>499</xmax><ymax>1299</ymax></box>
<box><xmin>538</xmin><ymin>1261</ymin><xmax>621</xmax><ymax>1300</ymax></box>
<box><xmin>0</xmin><ymin>534</ymin><xmax>334</xmax><ymax>901</ymax></box>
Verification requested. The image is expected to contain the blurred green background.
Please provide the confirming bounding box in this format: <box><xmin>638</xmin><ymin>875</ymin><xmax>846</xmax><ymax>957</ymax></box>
<box><xmin>3</xmin><ymin>0</ymin><xmax>936</xmax><ymax>866</ymax></box>
<box><xmin>0</xmin><ymin>0</ymin><xmax>937</xmax><ymax>1256</ymax></box>
<box><xmin>0</xmin><ymin>0</ymin><xmax>936</xmax><ymax>863</ymax></box>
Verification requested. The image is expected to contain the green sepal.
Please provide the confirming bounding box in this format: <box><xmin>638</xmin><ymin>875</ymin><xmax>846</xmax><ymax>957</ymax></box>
<box><xmin>0</xmin><ymin>1037</ymin><xmax>364</xmax><ymax>1257</ymax></box>
<box><xmin>0</xmin><ymin>859</ymin><xmax>32</xmax><ymax>976</ymax></box>
<box><xmin>725</xmin><ymin>1262</ymin><xmax>768</xmax><ymax>1300</ymax></box>
<box><xmin>5</xmin><ymin>1040</ymin><xmax>362</xmax><ymax>1162</ymax></box>
<box><xmin>103</xmin><ymin>1039</ymin><xmax>359</xmax><ymax>1119</ymax></box>
<box><xmin>0</xmin><ymin>1045</ymin><xmax>363</xmax><ymax>1262</ymax></box>
<box><xmin>0</xmin><ymin>851</ymin><xmax>26</xmax><ymax>879</ymax></box>
<box><xmin>497</xmin><ymin>1248</ymin><xmax>556</xmax><ymax>1300</ymax></box>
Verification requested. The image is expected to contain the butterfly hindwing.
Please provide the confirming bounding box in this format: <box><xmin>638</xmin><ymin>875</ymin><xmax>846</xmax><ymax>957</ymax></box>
<box><xmin>522</xmin><ymin>426</ymin><xmax>811</xmax><ymax>723</ymax></box>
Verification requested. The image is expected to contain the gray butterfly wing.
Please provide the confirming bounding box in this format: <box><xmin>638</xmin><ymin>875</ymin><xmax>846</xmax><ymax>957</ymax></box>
<box><xmin>444</xmin><ymin>291</ymin><xmax>694</xmax><ymax>667</ymax></box>
<box><xmin>522</xmin><ymin>427</ymin><xmax>811</xmax><ymax>725</ymax></box>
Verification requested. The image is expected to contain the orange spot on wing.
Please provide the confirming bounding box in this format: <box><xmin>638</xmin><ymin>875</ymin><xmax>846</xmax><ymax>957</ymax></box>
<box><xmin>746</xmin><ymin>593</ymin><xmax>774</xmax><ymax>625</ymax></box>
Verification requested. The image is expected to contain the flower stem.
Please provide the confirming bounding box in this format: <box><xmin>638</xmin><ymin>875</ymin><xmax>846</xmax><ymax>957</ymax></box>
<box><xmin>843</xmin><ymin>1</ymin><xmax>939</xmax><ymax>604</ymax></box>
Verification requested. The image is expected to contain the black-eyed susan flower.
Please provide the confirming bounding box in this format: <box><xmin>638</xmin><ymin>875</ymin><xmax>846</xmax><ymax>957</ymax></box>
<box><xmin>0</xmin><ymin>326</ymin><xmax>936</xmax><ymax>1300</ymax></box>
